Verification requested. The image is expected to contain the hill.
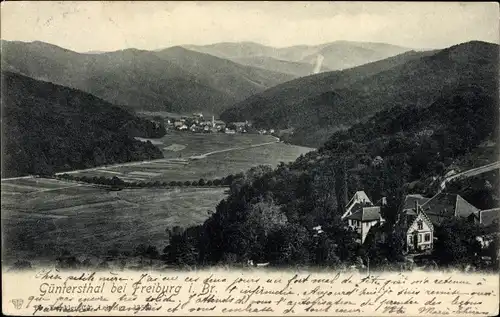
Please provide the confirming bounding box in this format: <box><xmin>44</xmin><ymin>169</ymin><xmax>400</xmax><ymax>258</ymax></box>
<box><xmin>1</xmin><ymin>40</ymin><xmax>293</xmax><ymax>115</ymax></box>
<box><xmin>184</xmin><ymin>40</ymin><xmax>410</xmax><ymax>71</ymax></box>
<box><xmin>230</xmin><ymin>55</ymin><xmax>331</xmax><ymax>77</ymax></box>
<box><xmin>221</xmin><ymin>41</ymin><xmax>498</xmax><ymax>147</ymax></box>
<box><xmin>164</xmin><ymin>71</ymin><xmax>498</xmax><ymax>269</ymax></box>
<box><xmin>1</xmin><ymin>71</ymin><xmax>165</xmax><ymax>178</ymax></box>
<box><xmin>154</xmin><ymin>46</ymin><xmax>292</xmax><ymax>102</ymax></box>
<box><xmin>298</xmin><ymin>41</ymin><xmax>411</xmax><ymax>70</ymax></box>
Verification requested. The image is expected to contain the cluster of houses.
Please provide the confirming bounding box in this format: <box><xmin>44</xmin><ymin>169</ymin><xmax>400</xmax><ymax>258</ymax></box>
<box><xmin>165</xmin><ymin>113</ymin><xmax>254</xmax><ymax>134</ymax></box>
<box><xmin>164</xmin><ymin>113</ymin><xmax>278</xmax><ymax>136</ymax></box>
<box><xmin>339</xmin><ymin>190</ymin><xmax>499</xmax><ymax>255</ymax></box>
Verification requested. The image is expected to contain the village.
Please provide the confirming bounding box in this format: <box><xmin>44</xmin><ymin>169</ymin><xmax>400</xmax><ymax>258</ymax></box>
<box><xmin>165</xmin><ymin>113</ymin><xmax>276</xmax><ymax>135</ymax></box>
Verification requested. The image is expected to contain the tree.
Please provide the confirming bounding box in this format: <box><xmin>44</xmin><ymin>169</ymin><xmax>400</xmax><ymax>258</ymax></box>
<box><xmin>265</xmin><ymin>223</ymin><xmax>311</xmax><ymax>266</ymax></box>
<box><xmin>167</xmin><ymin>227</ymin><xmax>201</xmax><ymax>267</ymax></box>
<box><xmin>433</xmin><ymin>218</ymin><xmax>482</xmax><ymax>266</ymax></box>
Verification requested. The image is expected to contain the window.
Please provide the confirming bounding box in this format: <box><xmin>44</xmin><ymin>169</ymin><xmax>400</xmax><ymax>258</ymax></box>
<box><xmin>418</xmin><ymin>234</ymin><xmax>422</xmax><ymax>243</ymax></box>
<box><xmin>417</xmin><ymin>220</ymin><xmax>423</xmax><ymax>230</ymax></box>
<box><xmin>409</xmin><ymin>235</ymin><xmax>413</xmax><ymax>243</ymax></box>
<box><xmin>425</xmin><ymin>233</ymin><xmax>431</xmax><ymax>242</ymax></box>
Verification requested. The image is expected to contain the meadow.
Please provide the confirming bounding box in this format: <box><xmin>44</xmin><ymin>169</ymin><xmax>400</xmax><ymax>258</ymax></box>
<box><xmin>2</xmin><ymin>133</ymin><xmax>314</xmax><ymax>265</ymax></box>
<box><xmin>2</xmin><ymin>178</ymin><xmax>226</xmax><ymax>264</ymax></box>
<box><xmin>67</xmin><ymin>133</ymin><xmax>314</xmax><ymax>182</ymax></box>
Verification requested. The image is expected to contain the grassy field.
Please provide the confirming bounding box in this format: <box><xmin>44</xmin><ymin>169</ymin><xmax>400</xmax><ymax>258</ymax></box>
<box><xmin>148</xmin><ymin>131</ymin><xmax>277</xmax><ymax>158</ymax></box>
<box><xmin>2</xmin><ymin>133</ymin><xmax>314</xmax><ymax>265</ymax></box>
<box><xmin>2</xmin><ymin>179</ymin><xmax>226</xmax><ymax>263</ymax></box>
<box><xmin>67</xmin><ymin>133</ymin><xmax>314</xmax><ymax>182</ymax></box>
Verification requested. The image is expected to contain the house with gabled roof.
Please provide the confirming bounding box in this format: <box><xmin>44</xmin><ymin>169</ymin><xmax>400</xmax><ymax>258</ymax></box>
<box><xmin>396</xmin><ymin>200</ymin><xmax>434</xmax><ymax>253</ymax></box>
<box><xmin>420</xmin><ymin>193</ymin><xmax>480</xmax><ymax>226</ymax></box>
<box><xmin>346</xmin><ymin>206</ymin><xmax>385</xmax><ymax>243</ymax></box>
<box><xmin>342</xmin><ymin>190</ymin><xmax>372</xmax><ymax>220</ymax></box>
<box><xmin>342</xmin><ymin>191</ymin><xmax>384</xmax><ymax>244</ymax></box>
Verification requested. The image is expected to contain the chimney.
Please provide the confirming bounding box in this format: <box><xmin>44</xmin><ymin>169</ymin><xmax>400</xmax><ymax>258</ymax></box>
<box><xmin>381</xmin><ymin>197</ymin><xmax>387</xmax><ymax>206</ymax></box>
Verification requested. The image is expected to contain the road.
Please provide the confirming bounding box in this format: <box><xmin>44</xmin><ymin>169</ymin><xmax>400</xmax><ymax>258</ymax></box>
<box><xmin>439</xmin><ymin>161</ymin><xmax>500</xmax><ymax>191</ymax></box>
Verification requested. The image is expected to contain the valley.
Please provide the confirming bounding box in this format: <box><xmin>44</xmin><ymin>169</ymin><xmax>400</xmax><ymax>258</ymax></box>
<box><xmin>1</xmin><ymin>133</ymin><xmax>314</xmax><ymax>264</ymax></box>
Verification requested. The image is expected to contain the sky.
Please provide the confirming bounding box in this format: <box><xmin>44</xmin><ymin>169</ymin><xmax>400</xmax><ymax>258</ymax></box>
<box><xmin>1</xmin><ymin>1</ymin><xmax>499</xmax><ymax>52</ymax></box>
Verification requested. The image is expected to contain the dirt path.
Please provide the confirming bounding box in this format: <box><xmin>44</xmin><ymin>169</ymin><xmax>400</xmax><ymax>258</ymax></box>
<box><xmin>439</xmin><ymin>161</ymin><xmax>500</xmax><ymax>191</ymax></box>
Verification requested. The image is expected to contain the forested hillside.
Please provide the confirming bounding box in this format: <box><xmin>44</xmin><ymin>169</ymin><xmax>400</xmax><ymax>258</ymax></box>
<box><xmin>184</xmin><ymin>40</ymin><xmax>409</xmax><ymax>71</ymax></box>
<box><xmin>1</xmin><ymin>71</ymin><xmax>165</xmax><ymax>178</ymax></box>
<box><xmin>222</xmin><ymin>41</ymin><xmax>498</xmax><ymax>147</ymax></box>
<box><xmin>164</xmin><ymin>75</ymin><xmax>498</xmax><ymax>268</ymax></box>
<box><xmin>1</xmin><ymin>40</ymin><xmax>292</xmax><ymax>115</ymax></box>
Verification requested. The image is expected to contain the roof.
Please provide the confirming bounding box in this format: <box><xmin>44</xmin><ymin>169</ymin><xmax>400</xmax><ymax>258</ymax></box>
<box><xmin>346</xmin><ymin>206</ymin><xmax>381</xmax><ymax>222</ymax></box>
<box><xmin>421</xmin><ymin>193</ymin><xmax>480</xmax><ymax>225</ymax></box>
<box><xmin>402</xmin><ymin>194</ymin><xmax>430</xmax><ymax>210</ymax></box>
<box><xmin>346</xmin><ymin>191</ymin><xmax>372</xmax><ymax>208</ymax></box>
<box><xmin>396</xmin><ymin>205</ymin><xmax>434</xmax><ymax>233</ymax></box>
<box><xmin>232</xmin><ymin>122</ymin><xmax>247</xmax><ymax>126</ymax></box>
<box><xmin>480</xmin><ymin>208</ymin><xmax>500</xmax><ymax>227</ymax></box>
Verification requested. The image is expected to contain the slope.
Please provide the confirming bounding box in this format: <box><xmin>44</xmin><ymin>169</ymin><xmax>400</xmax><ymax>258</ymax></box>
<box><xmin>184</xmin><ymin>40</ymin><xmax>410</xmax><ymax>71</ymax></box>
<box><xmin>299</xmin><ymin>41</ymin><xmax>411</xmax><ymax>70</ymax></box>
<box><xmin>1</xmin><ymin>71</ymin><xmax>165</xmax><ymax>178</ymax></box>
<box><xmin>154</xmin><ymin>46</ymin><xmax>293</xmax><ymax>101</ymax></box>
<box><xmin>221</xmin><ymin>41</ymin><xmax>498</xmax><ymax>147</ymax></box>
<box><xmin>1</xmin><ymin>40</ymin><xmax>293</xmax><ymax>115</ymax></box>
<box><xmin>229</xmin><ymin>56</ymin><xmax>331</xmax><ymax>77</ymax></box>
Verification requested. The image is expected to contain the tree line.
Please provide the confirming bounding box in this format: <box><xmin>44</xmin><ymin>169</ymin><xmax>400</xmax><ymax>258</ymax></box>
<box><xmin>56</xmin><ymin>173</ymin><xmax>241</xmax><ymax>188</ymax></box>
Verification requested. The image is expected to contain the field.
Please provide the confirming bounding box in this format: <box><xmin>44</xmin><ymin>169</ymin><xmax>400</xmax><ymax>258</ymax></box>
<box><xmin>2</xmin><ymin>133</ymin><xmax>314</xmax><ymax>265</ymax></box>
<box><xmin>2</xmin><ymin>177</ymin><xmax>226</xmax><ymax>263</ymax></box>
<box><xmin>62</xmin><ymin>133</ymin><xmax>314</xmax><ymax>182</ymax></box>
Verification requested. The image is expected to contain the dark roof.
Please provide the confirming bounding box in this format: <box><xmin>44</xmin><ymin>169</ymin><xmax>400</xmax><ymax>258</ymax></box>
<box><xmin>421</xmin><ymin>193</ymin><xmax>479</xmax><ymax>225</ymax></box>
<box><xmin>403</xmin><ymin>194</ymin><xmax>430</xmax><ymax>210</ymax></box>
<box><xmin>480</xmin><ymin>208</ymin><xmax>500</xmax><ymax>227</ymax></box>
<box><xmin>346</xmin><ymin>206</ymin><xmax>381</xmax><ymax>222</ymax></box>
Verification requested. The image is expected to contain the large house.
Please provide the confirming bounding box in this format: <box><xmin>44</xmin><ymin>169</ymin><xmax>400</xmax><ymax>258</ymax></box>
<box><xmin>419</xmin><ymin>193</ymin><xmax>480</xmax><ymax>226</ymax></box>
<box><xmin>396</xmin><ymin>192</ymin><xmax>484</xmax><ymax>253</ymax></box>
<box><xmin>342</xmin><ymin>191</ymin><xmax>385</xmax><ymax>244</ymax></box>
<box><xmin>397</xmin><ymin>201</ymin><xmax>434</xmax><ymax>253</ymax></box>
<box><xmin>342</xmin><ymin>191</ymin><xmax>372</xmax><ymax>219</ymax></box>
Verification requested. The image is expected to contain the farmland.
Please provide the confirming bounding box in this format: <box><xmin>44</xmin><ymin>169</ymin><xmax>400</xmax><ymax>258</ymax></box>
<box><xmin>1</xmin><ymin>133</ymin><xmax>314</xmax><ymax>265</ymax></box>
<box><xmin>59</xmin><ymin>132</ymin><xmax>313</xmax><ymax>182</ymax></box>
<box><xmin>2</xmin><ymin>178</ymin><xmax>227</xmax><ymax>264</ymax></box>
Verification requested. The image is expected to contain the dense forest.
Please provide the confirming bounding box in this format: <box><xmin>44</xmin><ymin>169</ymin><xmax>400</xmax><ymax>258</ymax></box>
<box><xmin>1</xmin><ymin>71</ymin><xmax>166</xmax><ymax>177</ymax></box>
<box><xmin>1</xmin><ymin>40</ymin><xmax>292</xmax><ymax>115</ymax></box>
<box><xmin>163</xmin><ymin>80</ymin><xmax>499</xmax><ymax>269</ymax></box>
<box><xmin>222</xmin><ymin>41</ymin><xmax>499</xmax><ymax>147</ymax></box>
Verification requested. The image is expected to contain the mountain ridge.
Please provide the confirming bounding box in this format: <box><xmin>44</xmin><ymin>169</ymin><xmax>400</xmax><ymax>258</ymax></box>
<box><xmin>221</xmin><ymin>41</ymin><xmax>498</xmax><ymax>147</ymax></box>
<box><xmin>1</xmin><ymin>40</ymin><xmax>293</xmax><ymax>115</ymax></box>
<box><xmin>183</xmin><ymin>40</ymin><xmax>412</xmax><ymax>71</ymax></box>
